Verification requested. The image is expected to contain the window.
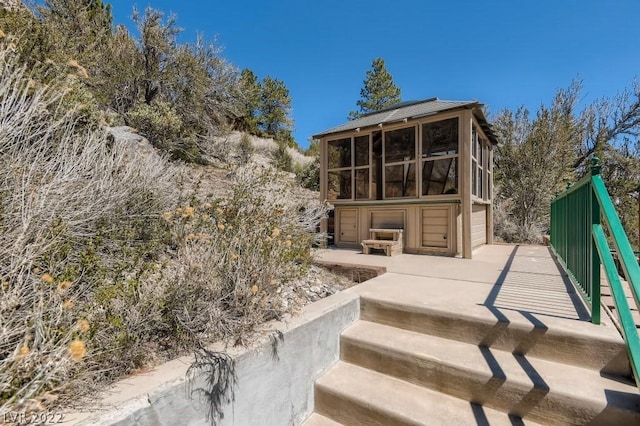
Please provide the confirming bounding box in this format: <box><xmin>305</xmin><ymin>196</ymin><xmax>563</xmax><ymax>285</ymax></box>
<box><xmin>328</xmin><ymin>138</ymin><xmax>351</xmax><ymax>169</ymax></box>
<box><xmin>354</xmin><ymin>136</ymin><xmax>370</xmax><ymax>199</ymax></box>
<box><xmin>327</xmin><ymin>170</ymin><xmax>351</xmax><ymax>199</ymax></box>
<box><xmin>471</xmin><ymin>124</ymin><xmax>491</xmax><ymax>201</ymax></box>
<box><xmin>326</xmin><ymin>136</ymin><xmax>371</xmax><ymax>200</ymax></box>
<box><xmin>422</xmin><ymin>118</ymin><xmax>458</xmax><ymax>195</ymax></box>
<box><xmin>384</xmin><ymin>127</ymin><xmax>416</xmax><ymax>198</ymax></box>
<box><xmin>327</xmin><ymin>138</ymin><xmax>352</xmax><ymax>199</ymax></box>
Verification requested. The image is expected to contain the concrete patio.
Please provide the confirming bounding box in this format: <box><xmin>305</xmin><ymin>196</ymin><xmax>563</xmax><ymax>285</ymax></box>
<box><xmin>317</xmin><ymin>243</ymin><xmax>595</xmax><ymax>322</ymax></box>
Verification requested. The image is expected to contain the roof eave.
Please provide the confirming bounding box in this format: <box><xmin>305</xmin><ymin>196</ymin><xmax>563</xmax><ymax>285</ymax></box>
<box><xmin>313</xmin><ymin>102</ymin><xmax>479</xmax><ymax>140</ymax></box>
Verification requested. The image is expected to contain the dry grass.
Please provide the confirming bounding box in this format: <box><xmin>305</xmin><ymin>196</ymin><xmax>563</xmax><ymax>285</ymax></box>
<box><xmin>0</xmin><ymin>44</ymin><xmax>327</xmax><ymax>416</ymax></box>
<box><xmin>0</xmin><ymin>44</ymin><xmax>178</xmax><ymax>414</ymax></box>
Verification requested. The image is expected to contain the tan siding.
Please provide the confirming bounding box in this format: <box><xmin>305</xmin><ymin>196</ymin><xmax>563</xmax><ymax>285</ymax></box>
<box><xmin>421</xmin><ymin>207</ymin><xmax>450</xmax><ymax>248</ymax></box>
<box><xmin>370</xmin><ymin>210</ymin><xmax>404</xmax><ymax>229</ymax></box>
<box><xmin>472</xmin><ymin>204</ymin><xmax>487</xmax><ymax>247</ymax></box>
<box><xmin>339</xmin><ymin>209</ymin><xmax>357</xmax><ymax>243</ymax></box>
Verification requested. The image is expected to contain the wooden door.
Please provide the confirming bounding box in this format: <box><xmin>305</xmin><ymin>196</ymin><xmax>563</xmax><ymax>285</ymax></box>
<box><xmin>338</xmin><ymin>208</ymin><xmax>357</xmax><ymax>243</ymax></box>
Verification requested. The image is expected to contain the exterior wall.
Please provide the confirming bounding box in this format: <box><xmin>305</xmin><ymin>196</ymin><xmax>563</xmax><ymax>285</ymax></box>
<box><xmin>320</xmin><ymin>107</ymin><xmax>494</xmax><ymax>258</ymax></box>
<box><xmin>63</xmin><ymin>292</ymin><xmax>360</xmax><ymax>426</ymax></box>
<box><xmin>472</xmin><ymin>204</ymin><xmax>487</xmax><ymax>248</ymax></box>
<box><xmin>334</xmin><ymin>202</ymin><xmax>459</xmax><ymax>256</ymax></box>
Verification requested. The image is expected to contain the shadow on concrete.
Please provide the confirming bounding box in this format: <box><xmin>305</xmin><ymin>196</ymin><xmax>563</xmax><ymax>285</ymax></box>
<box><xmin>470</xmin><ymin>402</ymin><xmax>525</xmax><ymax>426</ymax></box>
<box><xmin>482</xmin><ymin>245</ymin><xmax>590</xmax><ymax>322</ymax></box>
<box><xmin>546</xmin><ymin>246</ymin><xmax>591</xmax><ymax>321</ymax></box>
<box><xmin>476</xmin><ymin>245</ymin><xmax>552</xmax><ymax>421</ymax></box>
<box><xmin>587</xmin><ymin>389</ymin><xmax>640</xmax><ymax>424</ymax></box>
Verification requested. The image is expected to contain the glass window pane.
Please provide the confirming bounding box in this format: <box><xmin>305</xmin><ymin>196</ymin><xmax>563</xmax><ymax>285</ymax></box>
<box><xmin>355</xmin><ymin>168</ymin><xmax>369</xmax><ymax>199</ymax></box>
<box><xmin>487</xmin><ymin>173</ymin><xmax>492</xmax><ymax>201</ymax></box>
<box><xmin>328</xmin><ymin>138</ymin><xmax>351</xmax><ymax>168</ymax></box>
<box><xmin>477</xmin><ymin>166</ymin><xmax>484</xmax><ymax>199</ymax></box>
<box><xmin>385</xmin><ymin>163</ymin><xmax>416</xmax><ymax>198</ymax></box>
<box><xmin>327</xmin><ymin>170</ymin><xmax>351</xmax><ymax>200</ymax></box>
<box><xmin>472</xmin><ymin>126</ymin><xmax>478</xmax><ymax>159</ymax></box>
<box><xmin>422</xmin><ymin>118</ymin><xmax>458</xmax><ymax>158</ymax></box>
<box><xmin>384</xmin><ymin>127</ymin><xmax>415</xmax><ymax>163</ymax></box>
<box><xmin>354</xmin><ymin>136</ymin><xmax>369</xmax><ymax>167</ymax></box>
<box><xmin>472</xmin><ymin>160</ymin><xmax>477</xmax><ymax>196</ymax></box>
<box><xmin>422</xmin><ymin>158</ymin><xmax>458</xmax><ymax>196</ymax></box>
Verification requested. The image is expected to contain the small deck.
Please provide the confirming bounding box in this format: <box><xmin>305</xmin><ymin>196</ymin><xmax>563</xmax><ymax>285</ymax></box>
<box><xmin>316</xmin><ymin>244</ymin><xmax>605</xmax><ymax>324</ymax></box>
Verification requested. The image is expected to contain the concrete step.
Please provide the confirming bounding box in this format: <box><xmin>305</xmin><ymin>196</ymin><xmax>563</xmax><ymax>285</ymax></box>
<box><xmin>359</xmin><ymin>294</ymin><xmax>631</xmax><ymax>377</ymax></box>
<box><xmin>340</xmin><ymin>320</ymin><xmax>640</xmax><ymax>426</ymax></box>
<box><xmin>303</xmin><ymin>413</ymin><xmax>344</xmax><ymax>426</ymax></box>
<box><xmin>314</xmin><ymin>361</ymin><xmax>541</xmax><ymax>426</ymax></box>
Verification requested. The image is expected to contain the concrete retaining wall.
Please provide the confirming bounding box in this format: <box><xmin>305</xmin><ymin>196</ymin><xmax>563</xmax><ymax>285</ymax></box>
<box><xmin>64</xmin><ymin>291</ymin><xmax>360</xmax><ymax>426</ymax></box>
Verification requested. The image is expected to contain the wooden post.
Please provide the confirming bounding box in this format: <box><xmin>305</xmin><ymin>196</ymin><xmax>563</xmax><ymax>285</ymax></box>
<box><xmin>487</xmin><ymin>148</ymin><xmax>494</xmax><ymax>245</ymax></box>
<box><xmin>461</xmin><ymin>110</ymin><xmax>473</xmax><ymax>259</ymax></box>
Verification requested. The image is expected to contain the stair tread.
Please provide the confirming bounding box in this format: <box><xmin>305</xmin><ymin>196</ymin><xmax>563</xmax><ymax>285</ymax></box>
<box><xmin>316</xmin><ymin>361</ymin><xmax>541</xmax><ymax>426</ymax></box>
<box><xmin>357</xmin><ymin>276</ymin><xmax>624</xmax><ymax>345</ymax></box>
<box><xmin>358</xmin><ymin>288</ymin><xmax>631</xmax><ymax>376</ymax></box>
<box><xmin>303</xmin><ymin>413</ymin><xmax>344</xmax><ymax>426</ymax></box>
<box><xmin>341</xmin><ymin>320</ymin><xmax>640</xmax><ymax>422</ymax></box>
<box><xmin>344</xmin><ymin>321</ymin><xmax>639</xmax><ymax>397</ymax></box>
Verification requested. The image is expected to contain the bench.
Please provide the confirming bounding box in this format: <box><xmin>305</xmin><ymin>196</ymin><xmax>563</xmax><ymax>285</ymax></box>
<box><xmin>361</xmin><ymin>228</ymin><xmax>403</xmax><ymax>256</ymax></box>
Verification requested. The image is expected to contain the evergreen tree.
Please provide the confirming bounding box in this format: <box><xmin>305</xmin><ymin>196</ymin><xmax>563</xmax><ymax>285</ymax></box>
<box><xmin>493</xmin><ymin>79</ymin><xmax>640</xmax><ymax>246</ymax></box>
<box><xmin>348</xmin><ymin>57</ymin><xmax>402</xmax><ymax>120</ymax></box>
<box><xmin>236</xmin><ymin>68</ymin><xmax>261</xmax><ymax>134</ymax></box>
<box><xmin>132</xmin><ymin>6</ymin><xmax>180</xmax><ymax>105</ymax></box>
<box><xmin>258</xmin><ymin>76</ymin><xmax>294</xmax><ymax>146</ymax></box>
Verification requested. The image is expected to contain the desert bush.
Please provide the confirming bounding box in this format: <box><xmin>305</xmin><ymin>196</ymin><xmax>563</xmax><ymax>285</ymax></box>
<box><xmin>0</xmin><ymin>41</ymin><xmax>325</xmax><ymax>416</ymax></box>
<box><xmin>126</xmin><ymin>100</ymin><xmax>183</xmax><ymax>152</ymax></box>
<box><xmin>296</xmin><ymin>160</ymin><xmax>320</xmax><ymax>191</ymax></box>
<box><xmin>161</xmin><ymin>165</ymin><xmax>327</xmax><ymax>345</ymax></box>
<box><xmin>0</xmin><ymin>44</ymin><xmax>178</xmax><ymax>413</ymax></box>
<box><xmin>238</xmin><ymin>133</ymin><xmax>254</xmax><ymax>164</ymax></box>
<box><xmin>493</xmin><ymin>194</ymin><xmax>543</xmax><ymax>244</ymax></box>
<box><xmin>273</xmin><ymin>141</ymin><xmax>293</xmax><ymax>172</ymax></box>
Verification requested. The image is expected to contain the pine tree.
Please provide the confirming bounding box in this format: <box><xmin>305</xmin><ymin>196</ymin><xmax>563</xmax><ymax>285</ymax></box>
<box><xmin>236</xmin><ymin>68</ymin><xmax>261</xmax><ymax>134</ymax></box>
<box><xmin>348</xmin><ymin>57</ymin><xmax>402</xmax><ymax>120</ymax></box>
<box><xmin>258</xmin><ymin>76</ymin><xmax>294</xmax><ymax>146</ymax></box>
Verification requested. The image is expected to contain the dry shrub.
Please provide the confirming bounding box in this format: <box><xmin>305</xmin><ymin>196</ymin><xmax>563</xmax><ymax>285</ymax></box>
<box><xmin>493</xmin><ymin>196</ymin><xmax>543</xmax><ymax>244</ymax></box>
<box><xmin>162</xmin><ymin>165</ymin><xmax>327</xmax><ymax>345</ymax></box>
<box><xmin>0</xmin><ymin>41</ymin><xmax>326</xmax><ymax>416</ymax></box>
<box><xmin>0</xmin><ymin>44</ymin><xmax>178</xmax><ymax>414</ymax></box>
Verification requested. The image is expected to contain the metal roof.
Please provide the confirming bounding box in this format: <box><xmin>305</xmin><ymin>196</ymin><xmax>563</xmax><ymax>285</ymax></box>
<box><xmin>313</xmin><ymin>98</ymin><xmax>498</xmax><ymax>144</ymax></box>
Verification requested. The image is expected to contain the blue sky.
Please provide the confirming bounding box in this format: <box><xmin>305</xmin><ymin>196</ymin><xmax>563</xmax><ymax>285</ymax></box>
<box><xmin>111</xmin><ymin>1</ymin><xmax>640</xmax><ymax>149</ymax></box>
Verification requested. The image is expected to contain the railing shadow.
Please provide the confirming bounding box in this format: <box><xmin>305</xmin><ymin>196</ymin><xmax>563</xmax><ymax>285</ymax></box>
<box><xmin>476</xmin><ymin>245</ymin><xmax>553</xmax><ymax>419</ymax></box>
<box><xmin>470</xmin><ymin>402</ymin><xmax>525</xmax><ymax>426</ymax></box>
<box><xmin>547</xmin><ymin>246</ymin><xmax>591</xmax><ymax>321</ymax></box>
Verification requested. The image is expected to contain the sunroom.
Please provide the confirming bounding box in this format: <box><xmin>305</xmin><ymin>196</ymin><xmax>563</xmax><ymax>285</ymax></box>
<box><xmin>313</xmin><ymin>98</ymin><xmax>498</xmax><ymax>258</ymax></box>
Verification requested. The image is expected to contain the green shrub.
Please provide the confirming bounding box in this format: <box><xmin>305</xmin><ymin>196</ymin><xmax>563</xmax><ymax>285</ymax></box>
<box><xmin>273</xmin><ymin>141</ymin><xmax>293</xmax><ymax>172</ymax></box>
<box><xmin>297</xmin><ymin>160</ymin><xmax>320</xmax><ymax>191</ymax></box>
<box><xmin>127</xmin><ymin>100</ymin><xmax>183</xmax><ymax>152</ymax></box>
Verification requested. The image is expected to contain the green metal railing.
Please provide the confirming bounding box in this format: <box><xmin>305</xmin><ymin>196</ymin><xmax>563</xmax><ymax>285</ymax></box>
<box><xmin>550</xmin><ymin>157</ymin><xmax>640</xmax><ymax>386</ymax></box>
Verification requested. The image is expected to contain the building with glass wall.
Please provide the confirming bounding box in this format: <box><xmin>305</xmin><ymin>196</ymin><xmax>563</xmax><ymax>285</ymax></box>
<box><xmin>314</xmin><ymin>98</ymin><xmax>498</xmax><ymax>258</ymax></box>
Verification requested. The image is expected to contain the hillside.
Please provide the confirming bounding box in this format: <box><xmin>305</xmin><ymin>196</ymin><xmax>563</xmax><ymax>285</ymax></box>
<box><xmin>0</xmin><ymin>18</ymin><xmax>340</xmax><ymax>416</ymax></box>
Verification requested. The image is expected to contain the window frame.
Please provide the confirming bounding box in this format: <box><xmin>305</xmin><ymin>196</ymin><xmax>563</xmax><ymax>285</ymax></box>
<box><xmin>471</xmin><ymin>120</ymin><xmax>493</xmax><ymax>202</ymax></box>
<box><xmin>420</xmin><ymin>116</ymin><xmax>460</xmax><ymax>197</ymax></box>
<box><xmin>382</xmin><ymin>125</ymin><xmax>418</xmax><ymax>200</ymax></box>
<box><xmin>326</xmin><ymin>135</ymin><xmax>372</xmax><ymax>201</ymax></box>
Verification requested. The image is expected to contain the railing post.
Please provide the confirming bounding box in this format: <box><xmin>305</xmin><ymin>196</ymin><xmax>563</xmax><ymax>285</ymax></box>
<box><xmin>590</xmin><ymin>157</ymin><xmax>602</xmax><ymax>324</ymax></box>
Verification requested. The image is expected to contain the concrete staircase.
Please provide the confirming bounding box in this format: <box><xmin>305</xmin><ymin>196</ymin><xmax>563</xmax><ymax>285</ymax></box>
<box><xmin>304</xmin><ymin>288</ymin><xmax>640</xmax><ymax>425</ymax></box>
